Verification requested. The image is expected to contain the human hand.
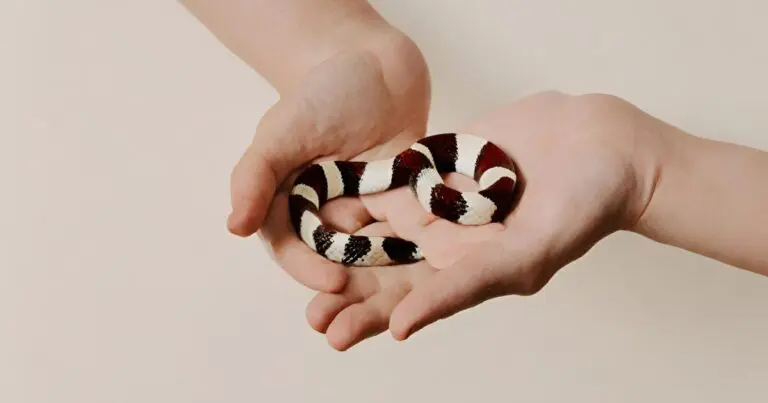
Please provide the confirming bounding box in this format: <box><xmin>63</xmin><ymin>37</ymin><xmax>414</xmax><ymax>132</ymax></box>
<box><xmin>228</xmin><ymin>28</ymin><xmax>431</xmax><ymax>292</ymax></box>
<box><xmin>303</xmin><ymin>91</ymin><xmax>667</xmax><ymax>350</ymax></box>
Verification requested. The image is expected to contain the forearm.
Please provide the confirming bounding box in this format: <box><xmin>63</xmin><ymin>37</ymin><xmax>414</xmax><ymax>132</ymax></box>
<box><xmin>634</xmin><ymin>125</ymin><xmax>768</xmax><ymax>275</ymax></box>
<box><xmin>179</xmin><ymin>0</ymin><xmax>393</xmax><ymax>93</ymax></box>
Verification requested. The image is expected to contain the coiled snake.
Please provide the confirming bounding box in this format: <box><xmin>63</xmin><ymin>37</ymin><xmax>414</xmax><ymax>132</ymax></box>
<box><xmin>288</xmin><ymin>133</ymin><xmax>518</xmax><ymax>266</ymax></box>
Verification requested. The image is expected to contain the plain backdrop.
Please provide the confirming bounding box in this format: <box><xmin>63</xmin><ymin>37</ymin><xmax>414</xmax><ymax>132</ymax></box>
<box><xmin>6</xmin><ymin>1</ymin><xmax>768</xmax><ymax>402</ymax></box>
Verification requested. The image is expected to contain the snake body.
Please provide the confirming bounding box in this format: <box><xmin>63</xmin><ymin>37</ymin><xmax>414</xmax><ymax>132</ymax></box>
<box><xmin>288</xmin><ymin>133</ymin><xmax>518</xmax><ymax>266</ymax></box>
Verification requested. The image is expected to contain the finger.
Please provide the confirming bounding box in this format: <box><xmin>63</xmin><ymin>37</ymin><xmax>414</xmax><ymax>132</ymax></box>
<box><xmin>306</xmin><ymin>293</ymin><xmax>351</xmax><ymax>333</ymax></box>
<box><xmin>319</xmin><ymin>197</ymin><xmax>373</xmax><ymax>234</ymax></box>
<box><xmin>228</xmin><ymin>100</ymin><xmax>322</xmax><ymax>237</ymax></box>
<box><xmin>304</xmin><ymin>268</ymin><xmax>384</xmax><ymax>334</ymax></box>
<box><xmin>228</xmin><ymin>142</ymin><xmax>278</xmax><ymax>237</ymax></box>
<box><xmin>389</xmin><ymin>241</ymin><xmax>518</xmax><ymax>341</ymax></box>
<box><xmin>259</xmin><ymin>193</ymin><xmax>348</xmax><ymax>293</ymax></box>
<box><xmin>325</xmin><ymin>286</ymin><xmax>410</xmax><ymax>351</ymax></box>
<box><xmin>415</xmin><ymin>219</ymin><xmax>504</xmax><ymax>269</ymax></box>
<box><xmin>361</xmin><ymin>186</ymin><xmax>438</xmax><ymax>240</ymax></box>
<box><xmin>354</xmin><ymin>221</ymin><xmax>396</xmax><ymax>237</ymax></box>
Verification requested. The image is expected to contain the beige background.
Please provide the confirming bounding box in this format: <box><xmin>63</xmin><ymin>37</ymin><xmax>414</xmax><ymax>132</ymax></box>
<box><xmin>6</xmin><ymin>0</ymin><xmax>768</xmax><ymax>402</ymax></box>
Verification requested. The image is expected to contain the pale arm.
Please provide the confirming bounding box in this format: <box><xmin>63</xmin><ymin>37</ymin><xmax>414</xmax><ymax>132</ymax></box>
<box><xmin>634</xmin><ymin>124</ymin><xmax>768</xmax><ymax>276</ymax></box>
<box><xmin>178</xmin><ymin>0</ymin><xmax>391</xmax><ymax>93</ymax></box>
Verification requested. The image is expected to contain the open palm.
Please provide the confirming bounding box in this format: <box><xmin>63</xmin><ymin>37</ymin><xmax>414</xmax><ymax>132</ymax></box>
<box><xmin>298</xmin><ymin>91</ymin><xmax>661</xmax><ymax>350</ymax></box>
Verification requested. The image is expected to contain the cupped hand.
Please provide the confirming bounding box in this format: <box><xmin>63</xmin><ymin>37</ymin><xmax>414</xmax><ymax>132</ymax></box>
<box><xmin>304</xmin><ymin>91</ymin><xmax>666</xmax><ymax>350</ymax></box>
<box><xmin>228</xmin><ymin>31</ymin><xmax>431</xmax><ymax>292</ymax></box>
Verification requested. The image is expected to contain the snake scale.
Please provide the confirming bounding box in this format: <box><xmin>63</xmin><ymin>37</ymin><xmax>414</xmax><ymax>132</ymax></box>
<box><xmin>288</xmin><ymin>133</ymin><xmax>518</xmax><ymax>266</ymax></box>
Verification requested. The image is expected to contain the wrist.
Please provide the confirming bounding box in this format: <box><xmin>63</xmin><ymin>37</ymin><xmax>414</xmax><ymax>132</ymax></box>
<box><xmin>627</xmin><ymin>117</ymin><xmax>697</xmax><ymax>237</ymax></box>
<box><xmin>276</xmin><ymin>11</ymin><xmax>414</xmax><ymax>93</ymax></box>
<box><xmin>572</xmin><ymin>94</ymin><xmax>669</xmax><ymax>233</ymax></box>
<box><xmin>280</xmin><ymin>20</ymin><xmax>430</xmax><ymax>134</ymax></box>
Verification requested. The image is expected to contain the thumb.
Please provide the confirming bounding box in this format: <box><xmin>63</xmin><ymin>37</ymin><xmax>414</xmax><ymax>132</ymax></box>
<box><xmin>389</xmin><ymin>240</ymin><xmax>539</xmax><ymax>341</ymax></box>
<box><xmin>227</xmin><ymin>100</ymin><xmax>318</xmax><ymax>237</ymax></box>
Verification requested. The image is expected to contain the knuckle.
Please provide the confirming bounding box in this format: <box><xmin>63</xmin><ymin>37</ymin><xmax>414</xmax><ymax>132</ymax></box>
<box><xmin>567</xmin><ymin>93</ymin><xmax>635</xmax><ymax>132</ymax></box>
<box><xmin>573</xmin><ymin>92</ymin><xmax>628</xmax><ymax>109</ymax></box>
<box><xmin>530</xmin><ymin>89</ymin><xmax>569</xmax><ymax>101</ymax></box>
<box><xmin>517</xmin><ymin>274</ymin><xmax>544</xmax><ymax>296</ymax></box>
<box><xmin>493</xmin><ymin>264</ymin><xmax>547</xmax><ymax>297</ymax></box>
<box><xmin>508</xmin><ymin>271</ymin><xmax>544</xmax><ymax>296</ymax></box>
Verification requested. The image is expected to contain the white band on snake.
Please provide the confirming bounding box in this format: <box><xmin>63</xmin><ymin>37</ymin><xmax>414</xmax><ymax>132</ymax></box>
<box><xmin>289</xmin><ymin>133</ymin><xmax>519</xmax><ymax>266</ymax></box>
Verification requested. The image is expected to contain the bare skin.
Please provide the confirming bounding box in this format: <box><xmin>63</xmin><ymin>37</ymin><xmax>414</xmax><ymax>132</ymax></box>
<box><xmin>180</xmin><ymin>0</ymin><xmax>431</xmax><ymax>291</ymax></box>
<box><xmin>181</xmin><ymin>1</ymin><xmax>768</xmax><ymax>351</ymax></box>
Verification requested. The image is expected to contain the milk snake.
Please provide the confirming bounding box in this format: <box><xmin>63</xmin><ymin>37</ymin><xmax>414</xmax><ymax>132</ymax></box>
<box><xmin>288</xmin><ymin>133</ymin><xmax>518</xmax><ymax>266</ymax></box>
